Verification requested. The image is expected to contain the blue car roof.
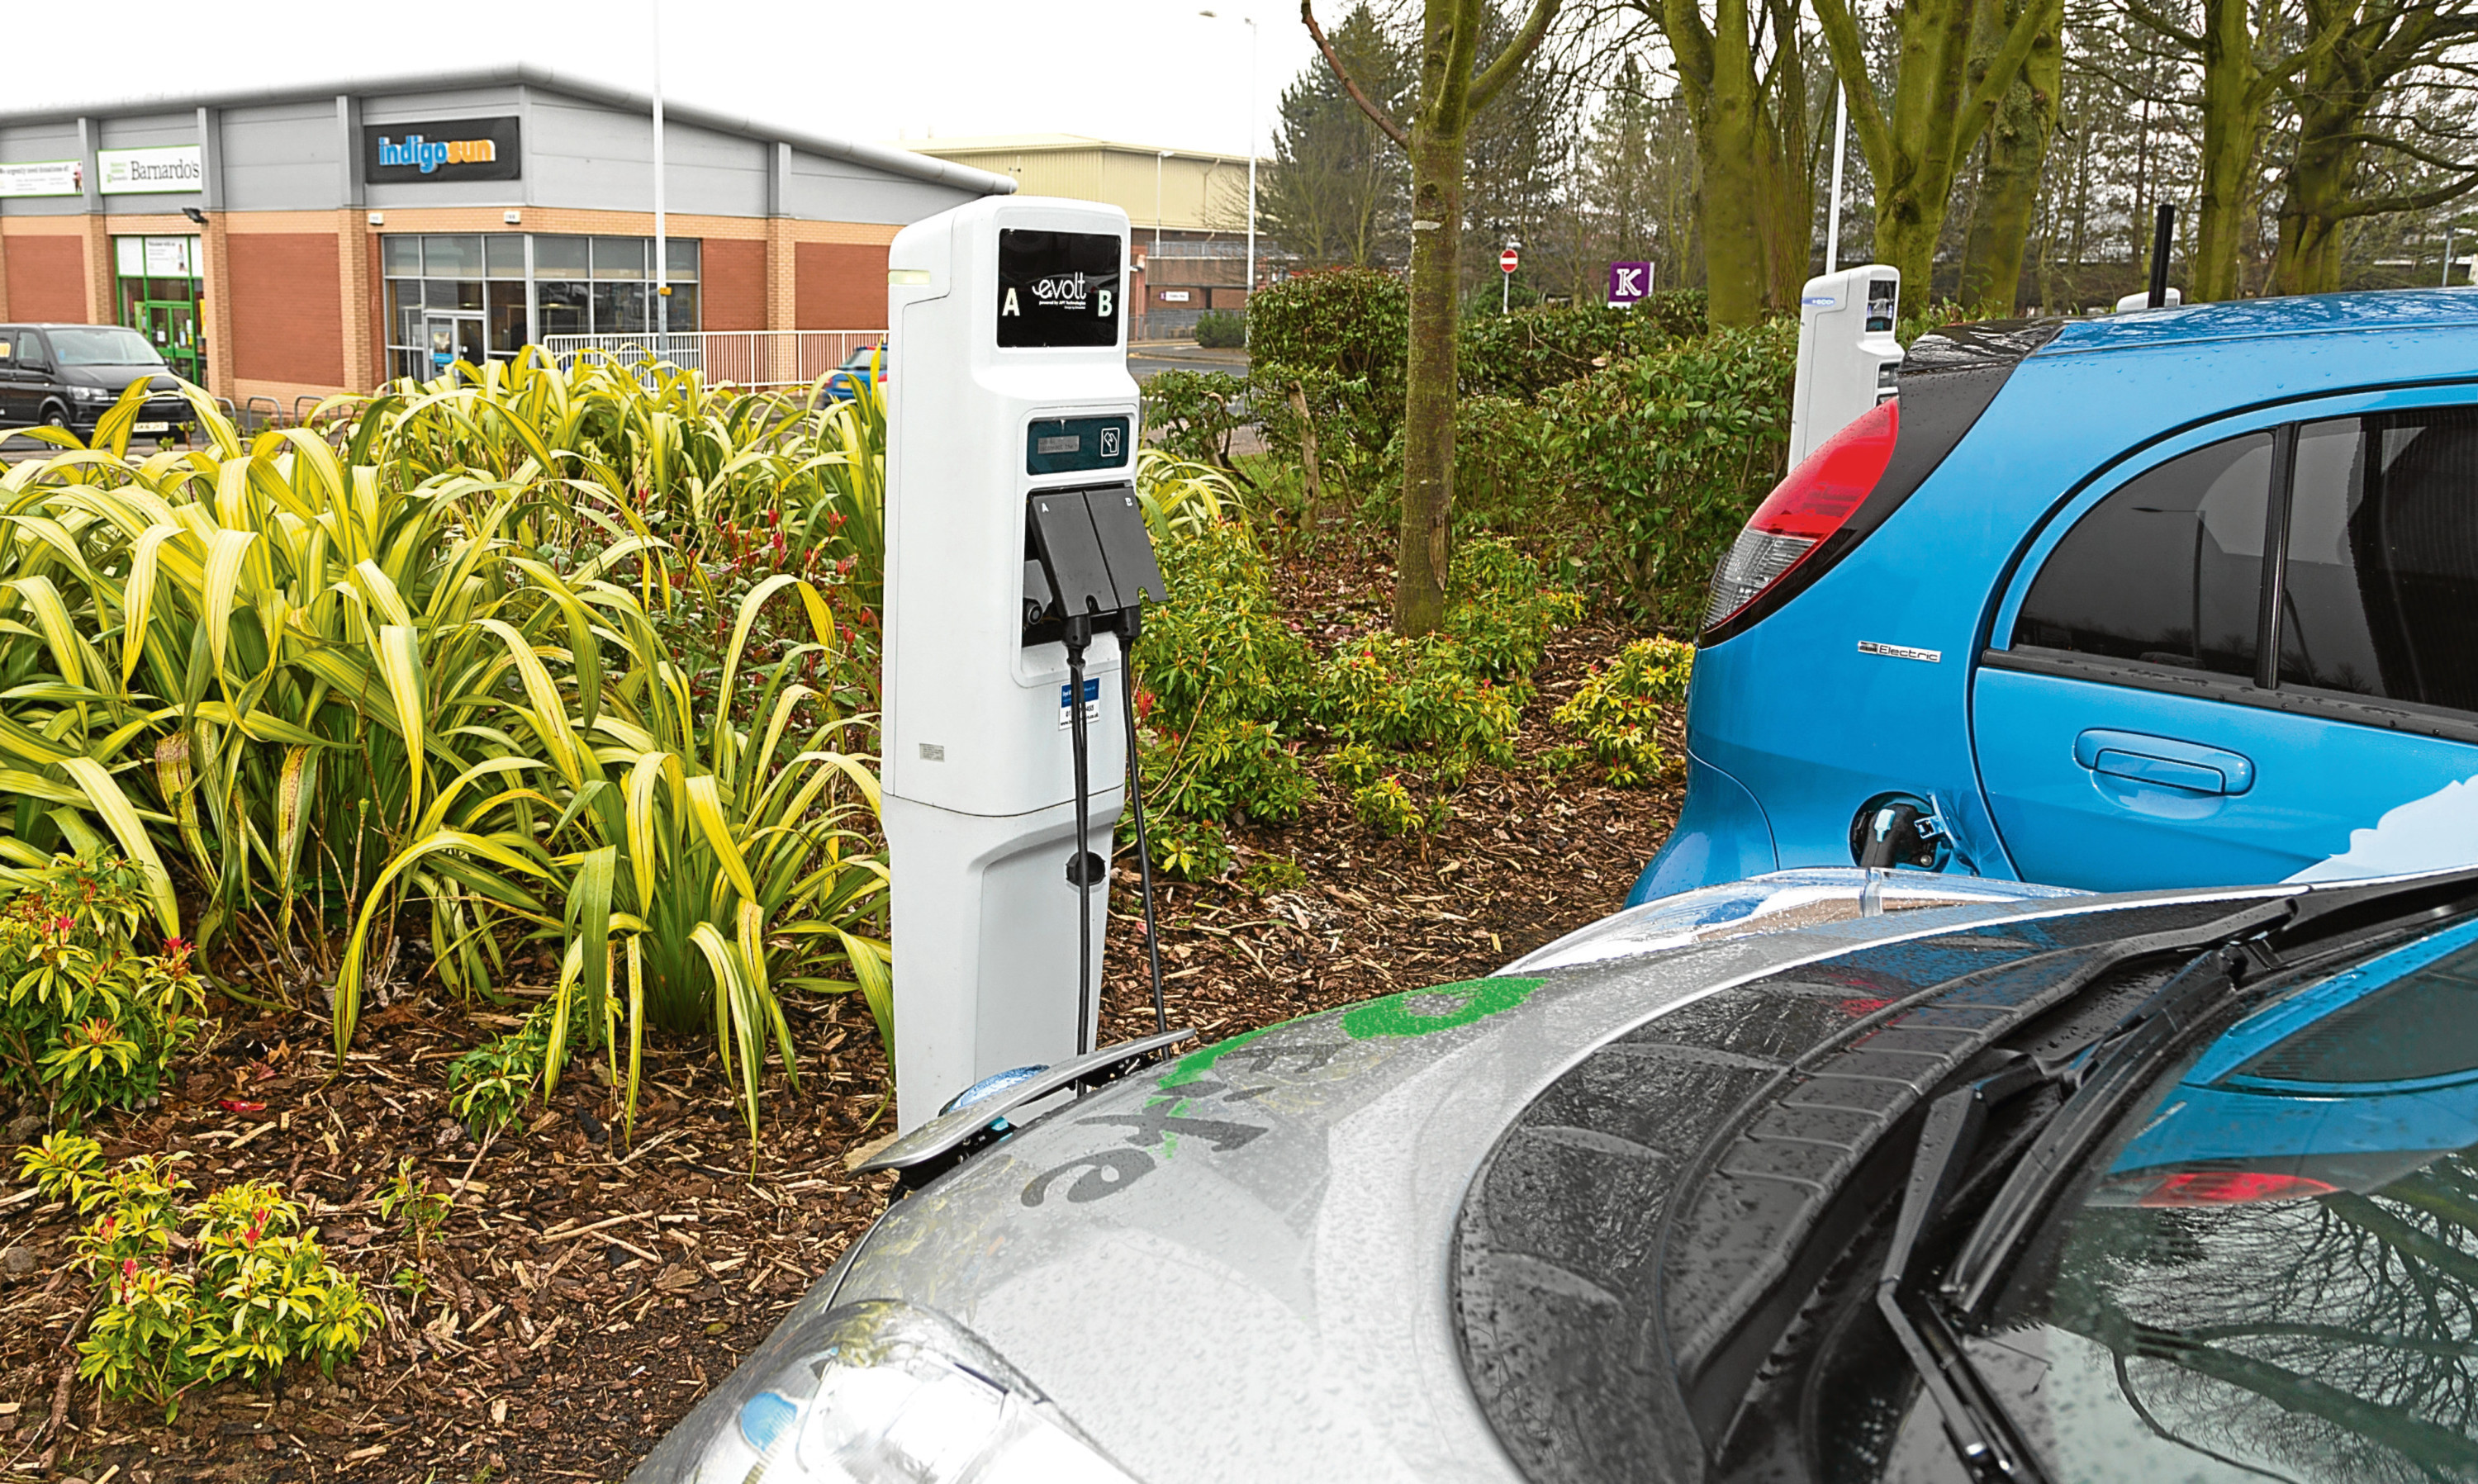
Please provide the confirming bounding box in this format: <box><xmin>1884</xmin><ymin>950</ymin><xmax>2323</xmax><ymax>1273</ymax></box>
<box><xmin>2033</xmin><ymin>287</ymin><xmax>2478</xmax><ymax>357</ymax></box>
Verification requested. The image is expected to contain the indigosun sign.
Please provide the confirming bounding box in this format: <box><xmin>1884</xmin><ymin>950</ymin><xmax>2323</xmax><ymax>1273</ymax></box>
<box><xmin>363</xmin><ymin>116</ymin><xmax>521</xmax><ymax>183</ymax></box>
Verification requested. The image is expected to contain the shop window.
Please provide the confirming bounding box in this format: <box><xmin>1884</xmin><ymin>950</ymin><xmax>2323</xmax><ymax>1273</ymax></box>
<box><xmin>382</xmin><ymin>236</ymin><xmax>421</xmax><ymax>277</ymax></box>
<box><xmin>423</xmin><ymin>235</ymin><xmax>482</xmax><ymax>279</ymax></box>
<box><xmin>426</xmin><ymin>280</ymin><xmax>482</xmax><ymax>313</ymax></box>
<box><xmin>665</xmin><ymin>239</ymin><xmax>700</xmax><ymax>279</ymax></box>
<box><xmin>593</xmin><ymin>281</ymin><xmax>650</xmax><ymax>334</ymax></box>
<box><xmin>485</xmin><ymin>235</ymin><xmax>525</xmax><ymax>277</ymax></box>
<box><xmin>592</xmin><ymin>237</ymin><xmax>647</xmax><ymax>281</ymax></box>
<box><xmin>659</xmin><ymin>284</ymin><xmax>699</xmax><ymax>330</ymax></box>
<box><xmin>534</xmin><ymin>235</ymin><xmax>588</xmax><ymax>277</ymax></box>
<box><xmin>488</xmin><ymin>283</ymin><xmax>527</xmax><ymax>355</ymax></box>
<box><xmin>535</xmin><ymin>280</ymin><xmax>588</xmax><ymax>338</ymax></box>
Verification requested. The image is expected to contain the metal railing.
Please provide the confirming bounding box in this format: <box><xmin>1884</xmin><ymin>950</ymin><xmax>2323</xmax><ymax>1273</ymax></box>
<box><xmin>541</xmin><ymin>330</ymin><xmax>882</xmax><ymax>389</ymax></box>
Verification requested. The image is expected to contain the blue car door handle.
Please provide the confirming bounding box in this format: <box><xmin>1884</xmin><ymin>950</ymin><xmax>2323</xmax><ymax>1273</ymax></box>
<box><xmin>2072</xmin><ymin>729</ymin><xmax>2257</xmax><ymax>795</ymax></box>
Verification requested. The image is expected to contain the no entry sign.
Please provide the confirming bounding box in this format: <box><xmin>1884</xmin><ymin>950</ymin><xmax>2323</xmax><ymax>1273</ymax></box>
<box><xmin>1499</xmin><ymin>247</ymin><xmax>1519</xmax><ymax>273</ymax></box>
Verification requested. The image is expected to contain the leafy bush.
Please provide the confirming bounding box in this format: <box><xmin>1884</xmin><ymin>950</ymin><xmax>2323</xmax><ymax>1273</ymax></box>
<box><xmin>1136</xmin><ymin>522</ymin><xmax>1312</xmax><ymax>730</ymax></box>
<box><xmin>1151</xmin><ymin>718</ymin><xmax>1314</xmax><ymax>826</ymax></box>
<box><xmin>1313</xmin><ymin>636</ymin><xmax>1522</xmax><ymax>772</ymax></box>
<box><xmin>1351</xmin><ymin>775</ymin><xmax>1431</xmax><ymax>837</ymax></box>
<box><xmin>1327</xmin><ymin>741</ymin><xmax>1384</xmax><ymax>790</ymax></box>
<box><xmin>0</xmin><ymin>856</ymin><xmax>202</xmax><ymax>1122</ymax></box>
<box><xmin>1456</xmin><ymin>294</ymin><xmax>1706</xmax><ymax>402</ymax></box>
<box><xmin>1553</xmin><ymin>638</ymin><xmax>1696</xmax><ymax>785</ymax></box>
<box><xmin>1239</xmin><ymin>855</ymin><xmax>1307</xmax><ymax>894</ymax></box>
<box><xmin>1444</xmin><ymin>538</ymin><xmax>1587</xmax><ymax>680</ymax></box>
<box><xmin>21</xmin><ymin>1150</ymin><xmax>377</xmax><ymax>1418</ymax></box>
<box><xmin>1194</xmin><ymin>310</ymin><xmax>1246</xmax><ymax>349</ymax></box>
<box><xmin>1540</xmin><ymin>320</ymin><xmax>1797</xmax><ymax>630</ymax></box>
<box><xmin>1142</xmin><ymin>371</ymin><xmax>1252</xmax><ymax>469</ymax></box>
<box><xmin>1246</xmin><ymin>268</ymin><xmax>1408</xmax><ymax>386</ymax></box>
<box><xmin>1142</xmin><ymin>814</ymin><xmax>1232</xmax><ymax>882</ymax></box>
<box><xmin>445</xmin><ymin>1012</ymin><xmax>551</xmax><ymax>1136</ymax></box>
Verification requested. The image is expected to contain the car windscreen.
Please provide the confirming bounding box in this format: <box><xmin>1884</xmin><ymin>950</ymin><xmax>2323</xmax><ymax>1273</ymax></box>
<box><xmin>1857</xmin><ymin>920</ymin><xmax>2478</xmax><ymax>1482</ymax></box>
<box><xmin>46</xmin><ymin>327</ymin><xmax>164</xmax><ymax>367</ymax></box>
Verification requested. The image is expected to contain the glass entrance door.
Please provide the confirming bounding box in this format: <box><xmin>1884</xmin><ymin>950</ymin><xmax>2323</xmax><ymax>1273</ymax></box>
<box><xmin>422</xmin><ymin>315</ymin><xmax>486</xmax><ymax>376</ymax></box>
<box><xmin>136</xmin><ymin>300</ymin><xmax>202</xmax><ymax>384</ymax></box>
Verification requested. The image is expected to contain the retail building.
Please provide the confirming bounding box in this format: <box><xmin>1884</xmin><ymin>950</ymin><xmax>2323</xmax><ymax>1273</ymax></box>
<box><xmin>0</xmin><ymin>67</ymin><xmax>1014</xmax><ymax>407</ymax></box>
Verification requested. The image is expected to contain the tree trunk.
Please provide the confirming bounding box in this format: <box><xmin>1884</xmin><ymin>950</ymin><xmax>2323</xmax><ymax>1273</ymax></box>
<box><xmin>1815</xmin><ymin>0</ymin><xmax>2049</xmax><ymax>303</ymax></box>
<box><xmin>2191</xmin><ymin>0</ymin><xmax>2268</xmax><ymax>301</ymax></box>
<box><xmin>1958</xmin><ymin>0</ymin><xmax>2062</xmax><ymax>311</ymax></box>
<box><xmin>1397</xmin><ymin>116</ymin><xmax>1466</xmax><ymax>635</ymax></box>
<box><xmin>2272</xmin><ymin>140</ymin><xmax>2355</xmax><ymax>294</ymax></box>
<box><xmin>1669</xmin><ymin>0</ymin><xmax>1770</xmax><ymax>325</ymax></box>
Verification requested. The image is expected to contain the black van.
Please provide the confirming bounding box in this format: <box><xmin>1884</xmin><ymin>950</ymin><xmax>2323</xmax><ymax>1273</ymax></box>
<box><xmin>0</xmin><ymin>324</ymin><xmax>194</xmax><ymax>438</ymax></box>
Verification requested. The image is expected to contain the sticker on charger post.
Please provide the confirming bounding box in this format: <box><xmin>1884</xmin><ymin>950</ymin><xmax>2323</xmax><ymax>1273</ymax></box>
<box><xmin>1027</xmin><ymin>416</ymin><xmax>1131</xmax><ymax>475</ymax></box>
<box><xmin>1058</xmin><ymin>677</ymin><xmax>1102</xmax><ymax>729</ymax></box>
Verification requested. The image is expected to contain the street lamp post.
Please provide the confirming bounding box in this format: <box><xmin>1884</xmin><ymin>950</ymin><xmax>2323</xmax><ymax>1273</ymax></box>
<box><xmin>1198</xmin><ymin>10</ymin><xmax>1258</xmax><ymax>332</ymax></box>
<box><xmin>1156</xmin><ymin>148</ymin><xmax>1175</xmax><ymax>264</ymax></box>
<box><xmin>652</xmin><ymin>0</ymin><xmax>667</xmax><ymax>337</ymax></box>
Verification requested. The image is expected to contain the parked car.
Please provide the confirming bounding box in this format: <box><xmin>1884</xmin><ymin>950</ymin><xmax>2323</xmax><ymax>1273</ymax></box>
<box><xmin>821</xmin><ymin>344</ymin><xmax>886</xmax><ymax>402</ymax></box>
<box><xmin>629</xmin><ymin>864</ymin><xmax>2478</xmax><ymax>1483</ymax></box>
<box><xmin>1633</xmin><ymin>290</ymin><xmax>2478</xmax><ymax>908</ymax></box>
<box><xmin>0</xmin><ymin>324</ymin><xmax>192</xmax><ymax>439</ymax></box>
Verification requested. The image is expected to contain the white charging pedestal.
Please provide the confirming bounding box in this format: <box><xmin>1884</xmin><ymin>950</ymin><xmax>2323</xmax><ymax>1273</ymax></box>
<box><xmin>1787</xmin><ymin>266</ymin><xmax>1904</xmax><ymax>468</ymax></box>
<box><xmin>881</xmin><ymin>197</ymin><xmax>1142</xmax><ymax>1132</ymax></box>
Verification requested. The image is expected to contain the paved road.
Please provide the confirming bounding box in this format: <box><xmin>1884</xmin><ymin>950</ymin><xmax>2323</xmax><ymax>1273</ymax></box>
<box><xmin>1129</xmin><ymin>341</ymin><xmax>1248</xmax><ymax>382</ymax></box>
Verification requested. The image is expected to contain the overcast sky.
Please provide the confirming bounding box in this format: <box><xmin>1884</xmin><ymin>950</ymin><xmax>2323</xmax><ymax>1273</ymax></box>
<box><xmin>6</xmin><ymin>1</ymin><xmax>1323</xmax><ymax>159</ymax></box>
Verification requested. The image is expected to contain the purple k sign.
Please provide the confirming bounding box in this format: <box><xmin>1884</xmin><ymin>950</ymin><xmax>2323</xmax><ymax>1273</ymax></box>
<box><xmin>1607</xmin><ymin>261</ymin><xmax>1652</xmax><ymax>306</ymax></box>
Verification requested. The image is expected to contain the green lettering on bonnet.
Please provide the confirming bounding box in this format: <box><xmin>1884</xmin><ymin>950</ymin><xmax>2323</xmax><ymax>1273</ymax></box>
<box><xmin>1161</xmin><ymin>976</ymin><xmax>1547</xmax><ymax>1085</ymax></box>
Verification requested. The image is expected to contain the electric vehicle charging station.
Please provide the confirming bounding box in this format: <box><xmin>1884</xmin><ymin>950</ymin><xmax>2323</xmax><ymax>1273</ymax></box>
<box><xmin>881</xmin><ymin>197</ymin><xmax>1168</xmax><ymax>1133</ymax></box>
<box><xmin>1787</xmin><ymin>265</ymin><xmax>1902</xmax><ymax>467</ymax></box>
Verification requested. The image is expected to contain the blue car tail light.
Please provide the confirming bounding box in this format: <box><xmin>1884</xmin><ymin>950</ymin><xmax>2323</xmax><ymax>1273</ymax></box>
<box><xmin>1697</xmin><ymin>319</ymin><xmax>2063</xmax><ymax>647</ymax></box>
<box><xmin>1703</xmin><ymin>398</ymin><xmax>1901</xmax><ymax>631</ymax></box>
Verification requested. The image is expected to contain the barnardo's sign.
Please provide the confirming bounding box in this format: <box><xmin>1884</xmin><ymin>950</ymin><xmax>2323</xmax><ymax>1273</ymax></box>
<box><xmin>99</xmin><ymin>146</ymin><xmax>202</xmax><ymax>195</ymax></box>
<box><xmin>363</xmin><ymin>117</ymin><xmax>521</xmax><ymax>183</ymax></box>
<box><xmin>0</xmin><ymin>159</ymin><xmax>80</xmax><ymax>197</ymax></box>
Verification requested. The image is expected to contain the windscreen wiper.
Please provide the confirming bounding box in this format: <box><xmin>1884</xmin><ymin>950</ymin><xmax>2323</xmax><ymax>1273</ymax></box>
<box><xmin>1873</xmin><ymin>927</ymin><xmax>2289</xmax><ymax>1482</ymax></box>
<box><xmin>1877</xmin><ymin>1055</ymin><xmax>2057</xmax><ymax>1483</ymax></box>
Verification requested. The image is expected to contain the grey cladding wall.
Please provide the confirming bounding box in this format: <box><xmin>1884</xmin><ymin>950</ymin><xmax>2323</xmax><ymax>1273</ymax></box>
<box><xmin>782</xmin><ymin>153</ymin><xmax>980</xmax><ymax>225</ymax></box>
<box><xmin>221</xmin><ymin>101</ymin><xmax>343</xmax><ymax>212</ymax></box>
<box><xmin>527</xmin><ymin>94</ymin><xmax>766</xmax><ymax>217</ymax></box>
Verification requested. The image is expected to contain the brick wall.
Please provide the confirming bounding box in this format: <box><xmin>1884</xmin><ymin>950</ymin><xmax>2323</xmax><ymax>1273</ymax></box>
<box><xmin>701</xmin><ymin>238</ymin><xmax>766</xmax><ymax>330</ymax></box>
<box><xmin>6</xmin><ymin>237</ymin><xmax>86</xmax><ymax>321</ymax></box>
<box><xmin>228</xmin><ymin>235</ymin><xmax>342</xmax><ymax>386</ymax></box>
<box><xmin>795</xmin><ymin>242</ymin><xmax>890</xmax><ymax>330</ymax></box>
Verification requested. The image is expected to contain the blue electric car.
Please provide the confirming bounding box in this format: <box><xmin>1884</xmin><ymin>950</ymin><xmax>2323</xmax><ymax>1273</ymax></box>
<box><xmin>1633</xmin><ymin>290</ymin><xmax>2478</xmax><ymax>905</ymax></box>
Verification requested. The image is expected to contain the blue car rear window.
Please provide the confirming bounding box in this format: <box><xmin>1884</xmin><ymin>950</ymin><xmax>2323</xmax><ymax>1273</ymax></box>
<box><xmin>2238</xmin><ymin>938</ymin><xmax>2478</xmax><ymax>1084</ymax></box>
<box><xmin>2015</xmin><ymin>431</ymin><xmax>2272</xmax><ymax>676</ymax></box>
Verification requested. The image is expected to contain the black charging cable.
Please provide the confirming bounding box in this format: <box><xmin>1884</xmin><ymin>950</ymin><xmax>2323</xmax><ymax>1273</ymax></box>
<box><xmin>1064</xmin><ymin>612</ymin><xmax>1095</xmax><ymax>1056</ymax></box>
<box><xmin>1116</xmin><ymin>607</ymin><xmax>1168</xmax><ymax>1036</ymax></box>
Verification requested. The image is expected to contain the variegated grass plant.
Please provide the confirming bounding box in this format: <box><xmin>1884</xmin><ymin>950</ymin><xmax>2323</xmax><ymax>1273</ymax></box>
<box><xmin>0</xmin><ymin>359</ymin><xmax>889</xmax><ymax>1144</ymax></box>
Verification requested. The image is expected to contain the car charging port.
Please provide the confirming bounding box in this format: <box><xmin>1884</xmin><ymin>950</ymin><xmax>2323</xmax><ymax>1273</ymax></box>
<box><xmin>1851</xmin><ymin>793</ymin><xmax>1949</xmax><ymax>871</ymax></box>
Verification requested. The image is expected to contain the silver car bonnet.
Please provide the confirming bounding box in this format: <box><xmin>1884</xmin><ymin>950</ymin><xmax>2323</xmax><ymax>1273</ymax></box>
<box><xmin>799</xmin><ymin>871</ymin><xmax>2129</xmax><ymax>1484</ymax></box>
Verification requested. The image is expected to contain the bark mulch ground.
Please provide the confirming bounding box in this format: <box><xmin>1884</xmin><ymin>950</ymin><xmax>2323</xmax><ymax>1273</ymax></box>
<box><xmin>0</xmin><ymin>552</ymin><xmax>1683</xmax><ymax>1484</ymax></box>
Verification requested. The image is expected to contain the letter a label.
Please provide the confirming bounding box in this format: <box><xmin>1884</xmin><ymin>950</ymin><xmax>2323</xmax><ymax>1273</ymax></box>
<box><xmin>1003</xmin><ymin>288</ymin><xmax>1020</xmax><ymax>317</ymax></box>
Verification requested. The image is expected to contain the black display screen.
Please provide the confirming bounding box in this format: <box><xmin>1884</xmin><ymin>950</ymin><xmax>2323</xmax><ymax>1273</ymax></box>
<box><xmin>1026</xmin><ymin>416</ymin><xmax>1131</xmax><ymax>474</ymax></box>
<box><xmin>997</xmin><ymin>229</ymin><xmax>1122</xmax><ymax>348</ymax></box>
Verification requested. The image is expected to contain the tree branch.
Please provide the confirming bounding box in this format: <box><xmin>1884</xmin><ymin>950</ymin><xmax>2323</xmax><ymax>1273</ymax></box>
<box><xmin>2324</xmin><ymin>167</ymin><xmax>2478</xmax><ymax>220</ymax></box>
<box><xmin>1957</xmin><ymin>0</ymin><xmax>2062</xmax><ymax>159</ymax></box>
<box><xmin>1472</xmin><ymin>0</ymin><xmax>1568</xmax><ymax>111</ymax></box>
<box><xmin>1302</xmin><ymin>2</ymin><xmax>1412</xmax><ymax>150</ymax></box>
<box><xmin>1810</xmin><ymin>0</ymin><xmax>1895</xmax><ymax>179</ymax></box>
<box><xmin>2123</xmin><ymin>0</ymin><xmax>2202</xmax><ymax>54</ymax></box>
